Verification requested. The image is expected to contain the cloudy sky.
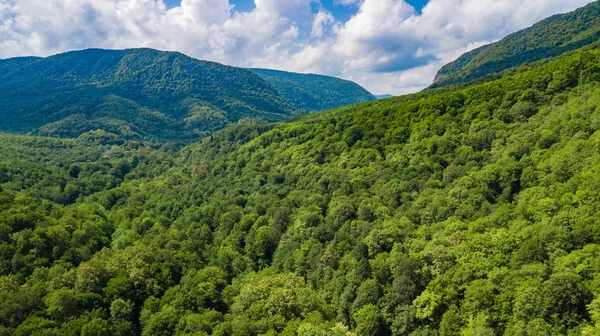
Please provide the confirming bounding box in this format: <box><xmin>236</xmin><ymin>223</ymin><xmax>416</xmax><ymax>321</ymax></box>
<box><xmin>0</xmin><ymin>0</ymin><xmax>595</xmax><ymax>95</ymax></box>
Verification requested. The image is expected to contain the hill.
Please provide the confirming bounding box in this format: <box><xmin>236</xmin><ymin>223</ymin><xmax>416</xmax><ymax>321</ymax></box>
<box><xmin>3</xmin><ymin>39</ymin><xmax>600</xmax><ymax>335</ymax></box>
<box><xmin>0</xmin><ymin>48</ymin><xmax>298</xmax><ymax>142</ymax></box>
<box><xmin>0</xmin><ymin>49</ymin><xmax>377</xmax><ymax>143</ymax></box>
<box><xmin>249</xmin><ymin>68</ymin><xmax>376</xmax><ymax>112</ymax></box>
<box><xmin>432</xmin><ymin>0</ymin><xmax>600</xmax><ymax>87</ymax></box>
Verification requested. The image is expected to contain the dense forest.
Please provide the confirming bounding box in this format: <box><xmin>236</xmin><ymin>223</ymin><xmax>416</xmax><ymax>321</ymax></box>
<box><xmin>433</xmin><ymin>1</ymin><xmax>600</xmax><ymax>88</ymax></box>
<box><xmin>248</xmin><ymin>69</ymin><xmax>376</xmax><ymax>113</ymax></box>
<box><xmin>3</xmin><ymin>29</ymin><xmax>600</xmax><ymax>335</ymax></box>
<box><xmin>0</xmin><ymin>48</ymin><xmax>296</xmax><ymax>142</ymax></box>
<box><xmin>0</xmin><ymin>49</ymin><xmax>374</xmax><ymax>143</ymax></box>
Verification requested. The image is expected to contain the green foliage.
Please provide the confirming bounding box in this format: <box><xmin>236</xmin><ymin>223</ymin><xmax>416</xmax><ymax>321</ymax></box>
<box><xmin>433</xmin><ymin>1</ymin><xmax>600</xmax><ymax>88</ymax></box>
<box><xmin>6</xmin><ymin>17</ymin><xmax>600</xmax><ymax>336</ymax></box>
<box><xmin>250</xmin><ymin>69</ymin><xmax>376</xmax><ymax>113</ymax></box>
<box><xmin>352</xmin><ymin>305</ymin><xmax>382</xmax><ymax>336</ymax></box>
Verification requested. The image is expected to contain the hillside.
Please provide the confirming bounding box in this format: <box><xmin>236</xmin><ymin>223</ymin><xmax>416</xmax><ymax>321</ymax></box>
<box><xmin>3</xmin><ymin>39</ymin><xmax>600</xmax><ymax>335</ymax></box>
<box><xmin>432</xmin><ymin>0</ymin><xmax>600</xmax><ymax>88</ymax></box>
<box><xmin>0</xmin><ymin>48</ymin><xmax>298</xmax><ymax>142</ymax></box>
<box><xmin>0</xmin><ymin>49</ymin><xmax>377</xmax><ymax>143</ymax></box>
<box><xmin>249</xmin><ymin>68</ymin><xmax>376</xmax><ymax>113</ymax></box>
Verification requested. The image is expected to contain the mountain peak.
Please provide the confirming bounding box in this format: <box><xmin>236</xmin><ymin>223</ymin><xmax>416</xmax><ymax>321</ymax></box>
<box><xmin>0</xmin><ymin>48</ymin><xmax>374</xmax><ymax>142</ymax></box>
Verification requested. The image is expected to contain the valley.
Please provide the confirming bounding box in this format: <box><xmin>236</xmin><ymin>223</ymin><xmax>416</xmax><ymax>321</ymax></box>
<box><xmin>2</xmin><ymin>2</ymin><xmax>600</xmax><ymax>335</ymax></box>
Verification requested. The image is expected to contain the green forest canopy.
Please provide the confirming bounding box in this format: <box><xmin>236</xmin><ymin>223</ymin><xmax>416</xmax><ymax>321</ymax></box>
<box><xmin>3</xmin><ymin>37</ymin><xmax>600</xmax><ymax>335</ymax></box>
<box><xmin>249</xmin><ymin>68</ymin><xmax>376</xmax><ymax>113</ymax></box>
<box><xmin>0</xmin><ymin>48</ymin><xmax>374</xmax><ymax>143</ymax></box>
<box><xmin>432</xmin><ymin>0</ymin><xmax>600</xmax><ymax>88</ymax></box>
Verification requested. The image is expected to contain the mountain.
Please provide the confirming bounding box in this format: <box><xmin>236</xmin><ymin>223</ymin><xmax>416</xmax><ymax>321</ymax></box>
<box><xmin>0</xmin><ymin>48</ymin><xmax>298</xmax><ymax>142</ymax></box>
<box><xmin>249</xmin><ymin>68</ymin><xmax>376</xmax><ymax>112</ymax></box>
<box><xmin>6</xmin><ymin>3</ymin><xmax>600</xmax><ymax>335</ymax></box>
<box><xmin>3</xmin><ymin>30</ymin><xmax>600</xmax><ymax>335</ymax></box>
<box><xmin>375</xmin><ymin>94</ymin><xmax>394</xmax><ymax>99</ymax></box>
<box><xmin>0</xmin><ymin>49</ymin><xmax>376</xmax><ymax>143</ymax></box>
<box><xmin>432</xmin><ymin>0</ymin><xmax>600</xmax><ymax>87</ymax></box>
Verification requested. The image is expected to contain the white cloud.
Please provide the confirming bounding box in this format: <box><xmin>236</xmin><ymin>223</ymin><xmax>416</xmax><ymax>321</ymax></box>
<box><xmin>311</xmin><ymin>11</ymin><xmax>335</xmax><ymax>38</ymax></box>
<box><xmin>0</xmin><ymin>0</ymin><xmax>596</xmax><ymax>95</ymax></box>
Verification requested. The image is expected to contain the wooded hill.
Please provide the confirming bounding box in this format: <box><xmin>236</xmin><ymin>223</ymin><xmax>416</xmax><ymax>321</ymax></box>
<box><xmin>3</xmin><ymin>2</ymin><xmax>600</xmax><ymax>335</ymax></box>
<box><xmin>0</xmin><ymin>48</ymin><xmax>374</xmax><ymax>143</ymax></box>
<box><xmin>433</xmin><ymin>1</ymin><xmax>600</xmax><ymax>88</ymax></box>
<box><xmin>249</xmin><ymin>68</ymin><xmax>376</xmax><ymax>113</ymax></box>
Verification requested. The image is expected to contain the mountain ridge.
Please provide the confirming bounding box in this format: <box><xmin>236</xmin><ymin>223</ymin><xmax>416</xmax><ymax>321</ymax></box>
<box><xmin>248</xmin><ymin>68</ymin><xmax>376</xmax><ymax>113</ymax></box>
<box><xmin>0</xmin><ymin>48</ymin><xmax>375</xmax><ymax>142</ymax></box>
<box><xmin>432</xmin><ymin>1</ymin><xmax>600</xmax><ymax>87</ymax></box>
<box><xmin>0</xmin><ymin>48</ymin><xmax>297</xmax><ymax>141</ymax></box>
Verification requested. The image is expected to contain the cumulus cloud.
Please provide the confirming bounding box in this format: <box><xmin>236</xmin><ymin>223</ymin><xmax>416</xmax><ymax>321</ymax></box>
<box><xmin>0</xmin><ymin>0</ymin><xmax>595</xmax><ymax>94</ymax></box>
<box><xmin>325</xmin><ymin>0</ymin><xmax>594</xmax><ymax>94</ymax></box>
<box><xmin>311</xmin><ymin>11</ymin><xmax>336</xmax><ymax>38</ymax></box>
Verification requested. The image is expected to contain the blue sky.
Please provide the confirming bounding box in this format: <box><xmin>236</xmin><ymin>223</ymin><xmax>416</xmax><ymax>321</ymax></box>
<box><xmin>0</xmin><ymin>0</ymin><xmax>594</xmax><ymax>95</ymax></box>
<box><xmin>164</xmin><ymin>0</ymin><xmax>429</xmax><ymax>16</ymax></box>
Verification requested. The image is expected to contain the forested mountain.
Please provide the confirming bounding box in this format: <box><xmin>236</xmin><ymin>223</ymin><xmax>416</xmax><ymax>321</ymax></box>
<box><xmin>0</xmin><ymin>49</ymin><xmax>376</xmax><ymax>143</ymax></box>
<box><xmin>4</xmin><ymin>31</ymin><xmax>600</xmax><ymax>335</ymax></box>
<box><xmin>6</xmin><ymin>2</ymin><xmax>600</xmax><ymax>335</ymax></box>
<box><xmin>249</xmin><ymin>69</ymin><xmax>376</xmax><ymax>112</ymax></box>
<box><xmin>432</xmin><ymin>0</ymin><xmax>600</xmax><ymax>88</ymax></box>
<box><xmin>0</xmin><ymin>48</ymin><xmax>297</xmax><ymax>142</ymax></box>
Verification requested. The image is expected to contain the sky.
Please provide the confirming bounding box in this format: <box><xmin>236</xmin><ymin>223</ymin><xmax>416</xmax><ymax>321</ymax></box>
<box><xmin>0</xmin><ymin>0</ymin><xmax>595</xmax><ymax>95</ymax></box>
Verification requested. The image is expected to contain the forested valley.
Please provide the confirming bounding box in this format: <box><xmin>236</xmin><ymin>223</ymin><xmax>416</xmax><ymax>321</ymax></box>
<box><xmin>4</xmin><ymin>2</ymin><xmax>600</xmax><ymax>336</ymax></box>
<box><xmin>2</xmin><ymin>42</ymin><xmax>600</xmax><ymax>335</ymax></box>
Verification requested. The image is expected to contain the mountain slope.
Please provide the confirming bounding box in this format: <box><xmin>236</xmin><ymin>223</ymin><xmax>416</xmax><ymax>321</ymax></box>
<box><xmin>432</xmin><ymin>1</ymin><xmax>600</xmax><ymax>87</ymax></box>
<box><xmin>6</xmin><ymin>5</ymin><xmax>600</xmax><ymax>335</ymax></box>
<box><xmin>3</xmin><ymin>42</ymin><xmax>600</xmax><ymax>334</ymax></box>
<box><xmin>249</xmin><ymin>68</ymin><xmax>376</xmax><ymax>112</ymax></box>
<box><xmin>143</xmin><ymin>47</ymin><xmax>600</xmax><ymax>335</ymax></box>
<box><xmin>0</xmin><ymin>48</ymin><xmax>297</xmax><ymax>141</ymax></box>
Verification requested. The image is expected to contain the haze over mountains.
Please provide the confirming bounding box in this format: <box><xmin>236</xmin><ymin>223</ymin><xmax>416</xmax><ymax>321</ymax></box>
<box><xmin>3</xmin><ymin>2</ymin><xmax>600</xmax><ymax>336</ymax></box>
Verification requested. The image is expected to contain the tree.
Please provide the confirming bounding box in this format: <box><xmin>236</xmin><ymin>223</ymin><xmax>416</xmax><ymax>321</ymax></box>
<box><xmin>353</xmin><ymin>305</ymin><xmax>383</xmax><ymax>336</ymax></box>
<box><xmin>44</xmin><ymin>289</ymin><xmax>78</xmax><ymax>322</ymax></box>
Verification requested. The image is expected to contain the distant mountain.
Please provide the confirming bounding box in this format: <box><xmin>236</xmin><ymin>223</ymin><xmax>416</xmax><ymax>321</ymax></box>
<box><xmin>249</xmin><ymin>68</ymin><xmax>376</xmax><ymax>113</ymax></box>
<box><xmin>432</xmin><ymin>1</ymin><xmax>600</xmax><ymax>88</ymax></box>
<box><xmin>375</xmin><ymin>94</ymin><xmax>394</xmax><ymax>99</ymax></box>
<box><xmin>0</xmin><ymin>48</ymin><xmax>297</xmax><ymax>142</ymax></box>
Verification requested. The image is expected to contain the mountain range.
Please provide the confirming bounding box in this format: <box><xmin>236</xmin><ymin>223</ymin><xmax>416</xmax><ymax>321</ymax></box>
<box><xmin>0</xmin><ymin>48</ymin><xmax>375</xmax><ymax>142</ymax></box>
<box><xmin>2</xmin><ymin>2</ymin><xmax>600</xmax><ymax>335</ymax></box>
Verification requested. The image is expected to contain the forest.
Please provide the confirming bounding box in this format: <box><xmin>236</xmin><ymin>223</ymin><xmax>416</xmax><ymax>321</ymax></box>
<box><xmin>3</xmin><ymin>32</ymin><xmax>600</xmax><ymax>335</ymax></box>
<box><xmin>248</xmin><ymin>69</ymin><xmax>376</xmax><ymax>113</ymax></box>
<box><xmin>0</xmin><ymin>48</ymin><xmax>374</xmax><ymax>143</ymax></box>
<box><xmin>433</xmin><ymin>1</ymin><xmax>600</xmax><ymax>88</ymax></box>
